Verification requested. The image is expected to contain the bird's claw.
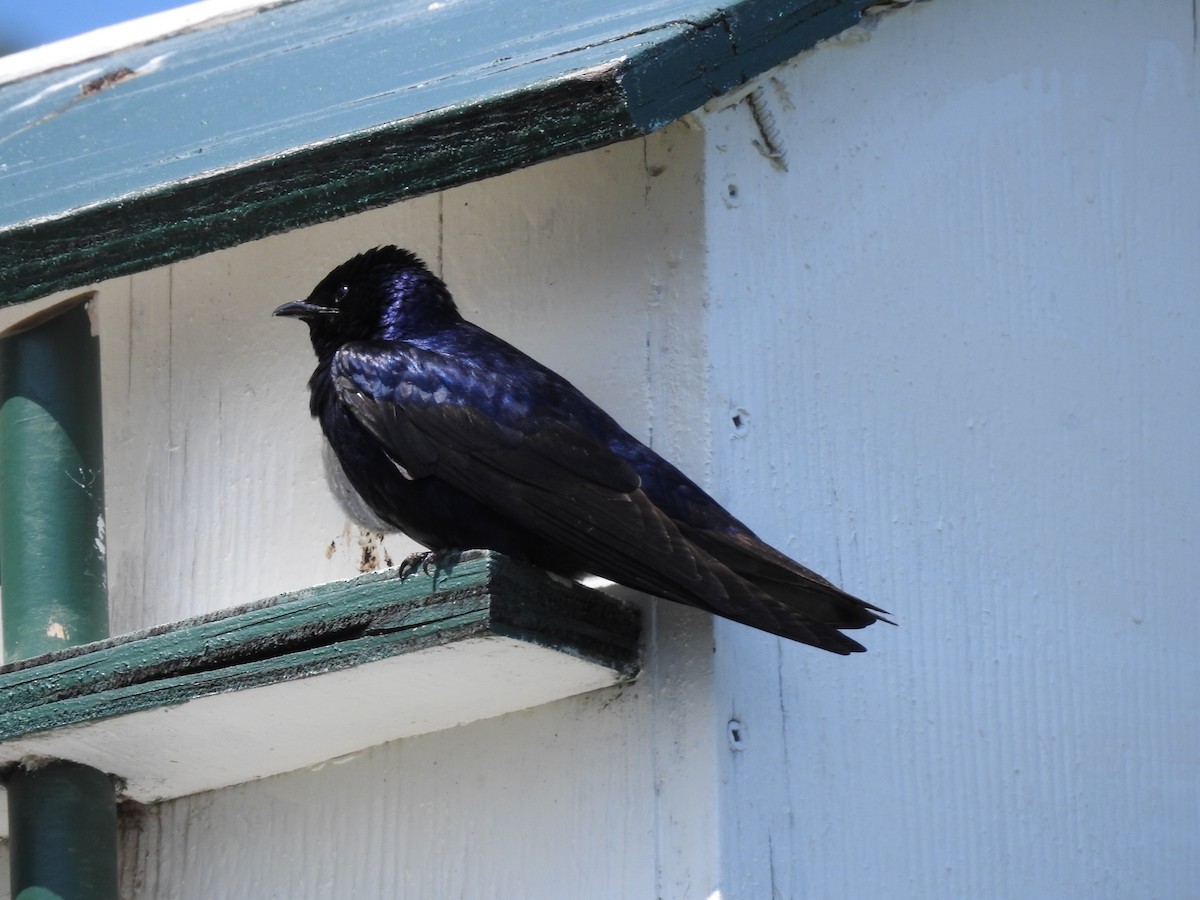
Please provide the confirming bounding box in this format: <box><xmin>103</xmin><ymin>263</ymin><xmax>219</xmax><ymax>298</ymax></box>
<box><xmin>396</xmin><ymin>549</ymin><xmax>462</xmax><ymax>580</ymax></box>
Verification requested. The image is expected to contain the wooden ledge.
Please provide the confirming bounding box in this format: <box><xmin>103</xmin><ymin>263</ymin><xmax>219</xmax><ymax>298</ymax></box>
<box><xmin>0</xmin><ymin>551</ymin><xmax>640</xmax><ymax>819</ymax></box>
<box><xmin>0</xmin><ymin>0</ymin><xmax>871</xmax><ymax>307</ymax></box>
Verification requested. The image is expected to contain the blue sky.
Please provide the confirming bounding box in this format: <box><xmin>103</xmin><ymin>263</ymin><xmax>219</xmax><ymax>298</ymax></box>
<box><xmin>1</xmin><ymin>1</ymin><xmax>185</xmax><ymax>53</ymax></box>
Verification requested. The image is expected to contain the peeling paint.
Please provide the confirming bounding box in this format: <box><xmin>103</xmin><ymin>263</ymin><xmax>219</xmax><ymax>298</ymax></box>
<box><xmin>16</xmin><ymin>754</ymin><xmax>59</xmax><ymax>772</ymax></box>
<box><xmin>0</xmin><ymin>54</ymin><xmax>165</xmax><ymax>147</ymax></box>
<box><xmin>85</xmin><ymin>292</ymin><xmax>101</xmax><ymax>337</ymax></box>
<box><xmin>78</xmin><ymin>66</ymin><xmax>137</xmax><ymax>97</ymax></box>
<box><xmin>6</xmin><ymin>67</ymin><xmax>104</xmax><ymax>113</ymax></box>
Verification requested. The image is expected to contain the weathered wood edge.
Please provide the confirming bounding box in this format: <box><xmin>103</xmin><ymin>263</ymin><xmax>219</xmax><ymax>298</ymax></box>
<box><xmin>0</xmin><ymin>551</ymin><xmax>641</xmax><ymax>744</ymax></box>
<box><xmin>0</xmin><ymin>0</ymin><xmax>873</xmax><ymax>310</ymax></box>
<box><xmin>618</xmin><ymin>0</ymin><xmax>870</xmax><ymax>132</ymax></box>
<box><xmin>0</xmin><ymin>70</ymin><xmax>636</xmax><ymax>309</ymax></box>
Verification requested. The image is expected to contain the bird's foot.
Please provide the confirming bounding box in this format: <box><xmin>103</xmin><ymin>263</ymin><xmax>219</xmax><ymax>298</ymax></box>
<box><xmin>396</xmin><ymin>548</ymin><xmax>463</xmax><ymax>580</ymax></box>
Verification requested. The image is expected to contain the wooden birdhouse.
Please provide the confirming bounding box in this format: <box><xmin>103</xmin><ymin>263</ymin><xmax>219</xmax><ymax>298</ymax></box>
<box><xmin>0</xmin><ymin>1</ymin><xmax>1196</xmax><ymax>897</ymax></box>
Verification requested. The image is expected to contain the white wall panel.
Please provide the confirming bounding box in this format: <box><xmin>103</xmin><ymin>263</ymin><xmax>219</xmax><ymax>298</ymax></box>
<box><xmin>3</xmin><ymin>2</ymin><xmax>1196</xmax><ymax>896</ymax></box>
<box><xmin>704</xmin><ymin>3</ymin><xmax>1200</xmax><ymax>897</ymax></box>
<box><xmin>33</xmin><ymin>123</ymin><xmax>725</xmax><ymax>899</ymax></box>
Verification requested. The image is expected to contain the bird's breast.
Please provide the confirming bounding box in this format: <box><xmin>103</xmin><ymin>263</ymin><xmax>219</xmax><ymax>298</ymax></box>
<box><xmin>321</xmin><ymin>441</ymin><xmax>395</xmax><ymax>532</ymax></box>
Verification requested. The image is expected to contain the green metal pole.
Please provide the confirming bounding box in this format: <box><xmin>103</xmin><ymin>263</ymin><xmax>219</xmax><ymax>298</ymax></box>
<box><xmin>0</xmin><ymin>294</ymin><xmax>108</xmax><ymax>657</ymax></box>
<box><xmin>0</xmin><ymin>293</ymin><xmax>117</xmax><ymax>900</ymax></box>
<box><xmin>6</xmin><ymin>762</ymin><xmax>118</xmax><ymax>900</ymax></box>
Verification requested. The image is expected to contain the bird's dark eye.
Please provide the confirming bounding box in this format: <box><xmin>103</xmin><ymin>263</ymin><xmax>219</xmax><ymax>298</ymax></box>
<box><xmin>334</xmin><ymin>284</ymin><xmax>350</xmax><ymax>304</ymax></box>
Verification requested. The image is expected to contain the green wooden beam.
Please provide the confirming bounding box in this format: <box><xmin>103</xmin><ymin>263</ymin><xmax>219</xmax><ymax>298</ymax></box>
<box><xmin>0</xmin><ymin>0</ymin><xmax>872</xmax><ymax>308</ymax></box>
<box><xmin>0</xmin><ymin>551</ymin><xmax>641</xmax><ymax>739</ymax></box>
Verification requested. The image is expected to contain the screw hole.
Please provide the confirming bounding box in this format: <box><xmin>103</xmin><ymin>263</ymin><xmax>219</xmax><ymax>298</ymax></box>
<box><xmin>731</xmin><ymin>407</ymin><xmax>750</xmax><ymax>437</ymax></box>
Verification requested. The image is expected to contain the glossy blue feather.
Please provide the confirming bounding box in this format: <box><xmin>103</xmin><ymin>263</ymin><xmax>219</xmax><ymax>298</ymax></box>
<box><xmin>275</xmin><ymin>246</ymin><xmax>888</xmax><ymax>652</ymax></box>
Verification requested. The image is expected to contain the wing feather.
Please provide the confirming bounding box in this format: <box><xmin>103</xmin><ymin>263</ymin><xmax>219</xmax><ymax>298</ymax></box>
<box><xmin>331</xmin><ymin>343</ymin><xmax>871</xmax><ymax>652</ymax></box>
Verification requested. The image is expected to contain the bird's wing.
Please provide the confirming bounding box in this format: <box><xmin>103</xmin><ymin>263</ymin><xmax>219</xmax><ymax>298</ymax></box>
<box><xmin>331</xmin><ymin>342</ymin><xmax>869</xmax><ymax>652</ymax></box>
<box><xmin>676</xmin><ymin>524</ymin><xmax>889</xmax><ymax>629</ymax></box>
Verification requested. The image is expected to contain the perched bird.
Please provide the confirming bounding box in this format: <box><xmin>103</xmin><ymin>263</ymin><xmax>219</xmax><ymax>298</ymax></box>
<box><xmin>275</xmin><ymin>246</ymin><xmax>888</xmax><ymax>653</ymax></box>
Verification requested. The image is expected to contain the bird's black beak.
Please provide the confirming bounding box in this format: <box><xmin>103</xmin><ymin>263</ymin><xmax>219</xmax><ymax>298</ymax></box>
<box><xmin>273</xmin><ymin>299</ymin><xmax>335</xmax><ymax>319</ymax></box>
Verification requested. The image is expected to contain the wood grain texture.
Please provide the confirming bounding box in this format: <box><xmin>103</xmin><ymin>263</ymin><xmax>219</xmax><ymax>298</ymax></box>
<box><xmin>0</xmin><ymin>123</ymin><xmax>720</xmax><ymax>897</ymax></box>
<box><xmin>0</xmin><ymin>0</ymin><xmax>874</xmax><ymax>308</ymax></box>
<box><xmin>6</xmin><ymin>0</ymin><xmax>1190</xmax><ymax>893</ymax></box>
<box><xmin>0</xmin><ymin>552</ymin><xmax>638</xmax><ymax>811</ymax></box>
<box><xmin>114</xmin><ymin>601</ymin><xmax>717</xmax><ymax>900</ymax></box>
<box><xmin>0</xmin><ymin>551</ymin><xmax>638</xmax><ymax>734</ymax></box>
<box><xmin>704</xmin><ymin>2</ymin><xmax>1200</xmax><ymax>897</ymax></box>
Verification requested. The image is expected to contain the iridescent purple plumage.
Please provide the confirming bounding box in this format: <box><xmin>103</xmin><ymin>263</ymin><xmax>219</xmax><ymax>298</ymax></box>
<box><xmin>275</xmin><ymin>246</ymin><xmax>888</xmax><ymax>653</ymax></box>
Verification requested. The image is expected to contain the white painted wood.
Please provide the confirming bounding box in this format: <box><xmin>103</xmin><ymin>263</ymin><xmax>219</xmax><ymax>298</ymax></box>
<box><xmin>3</xmin><ymin>125</ymin><xmax>721</xmax><ymax>898</ymax></box>
<box><xmin>703</xmin><ymin>2</ymin><xmax>1200</xmax><ymax>897</ymax></box>
<box><xmin>88</xmin><ymin>198</ymin><xmax>444</xmax><ymax>633</ymax></box>
<box><xmin>115</xmin><ymin>602</ymin><xmax>714</xmax><ymax>900</ymax></box>
<box><xmin>3</xmin><ymin>1</ymin><xmax>1195</xmax><ymax>896</ymax></box>
<box><xmin>0</xmin><ymin>633</ymin><xmax>629</xmax><ymax>808</ymax></box>
<box><xmin>0</xmin><ymin>0</ymin><xmax>295</xmax><ymax>86</ymax></box>
<box><xmin>0</xmin><ymin>130</ymin><xmax>712</xmax><ymax>641</ymax></box>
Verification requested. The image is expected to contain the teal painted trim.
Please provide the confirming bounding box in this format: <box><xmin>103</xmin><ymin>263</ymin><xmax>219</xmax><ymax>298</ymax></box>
<box><xmin>0</xmin><ymin>295</ymin><xmax>108</xmax><ymax>661</ymax></box>
<box><xmin>0</xmin><ymin>296</ymin><xmax>116</xmax><ymax>900</ymax></box>
<box><xmin>6</xmin><ymin>761</ymin><xmax>118</xmax><ymax>900</ymax></box>
<box><xmin>0</xmin><ymin>0</ymin><xmax>871</xmax><ymax>308</ymax></box>
<box><xmin>620</xmin><ymin>0</ymin><xmax>870</xmax><ymax>131</ymax></box>
<box><xmin>0</xmin><ymin>552</ymin><xmax>640</xmax><ymax>743</ymax></box>
<box><xmin>1</xmin><ymin>74</ymin><xmax>633</xmax><ymax>310</ymax></box>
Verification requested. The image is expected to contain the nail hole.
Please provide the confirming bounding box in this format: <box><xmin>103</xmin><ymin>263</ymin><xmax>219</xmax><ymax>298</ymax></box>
<box><xmin>731</xmin><ymin>407</ymin><xmax>750</xmax><ymax>437</ymax></box>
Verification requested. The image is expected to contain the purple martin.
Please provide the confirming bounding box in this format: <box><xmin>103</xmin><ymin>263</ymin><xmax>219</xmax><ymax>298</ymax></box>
<box><xmin>274</xmin><ymin>246</ymin><xmax>889</xmax><ymax>653</ymax></box>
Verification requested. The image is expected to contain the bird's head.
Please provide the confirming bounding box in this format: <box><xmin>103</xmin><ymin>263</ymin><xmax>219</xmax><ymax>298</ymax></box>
<box><xmin>273</xmin><ymin>246</ymin><xmax>461</xmax><ymax>357</ymax></box>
